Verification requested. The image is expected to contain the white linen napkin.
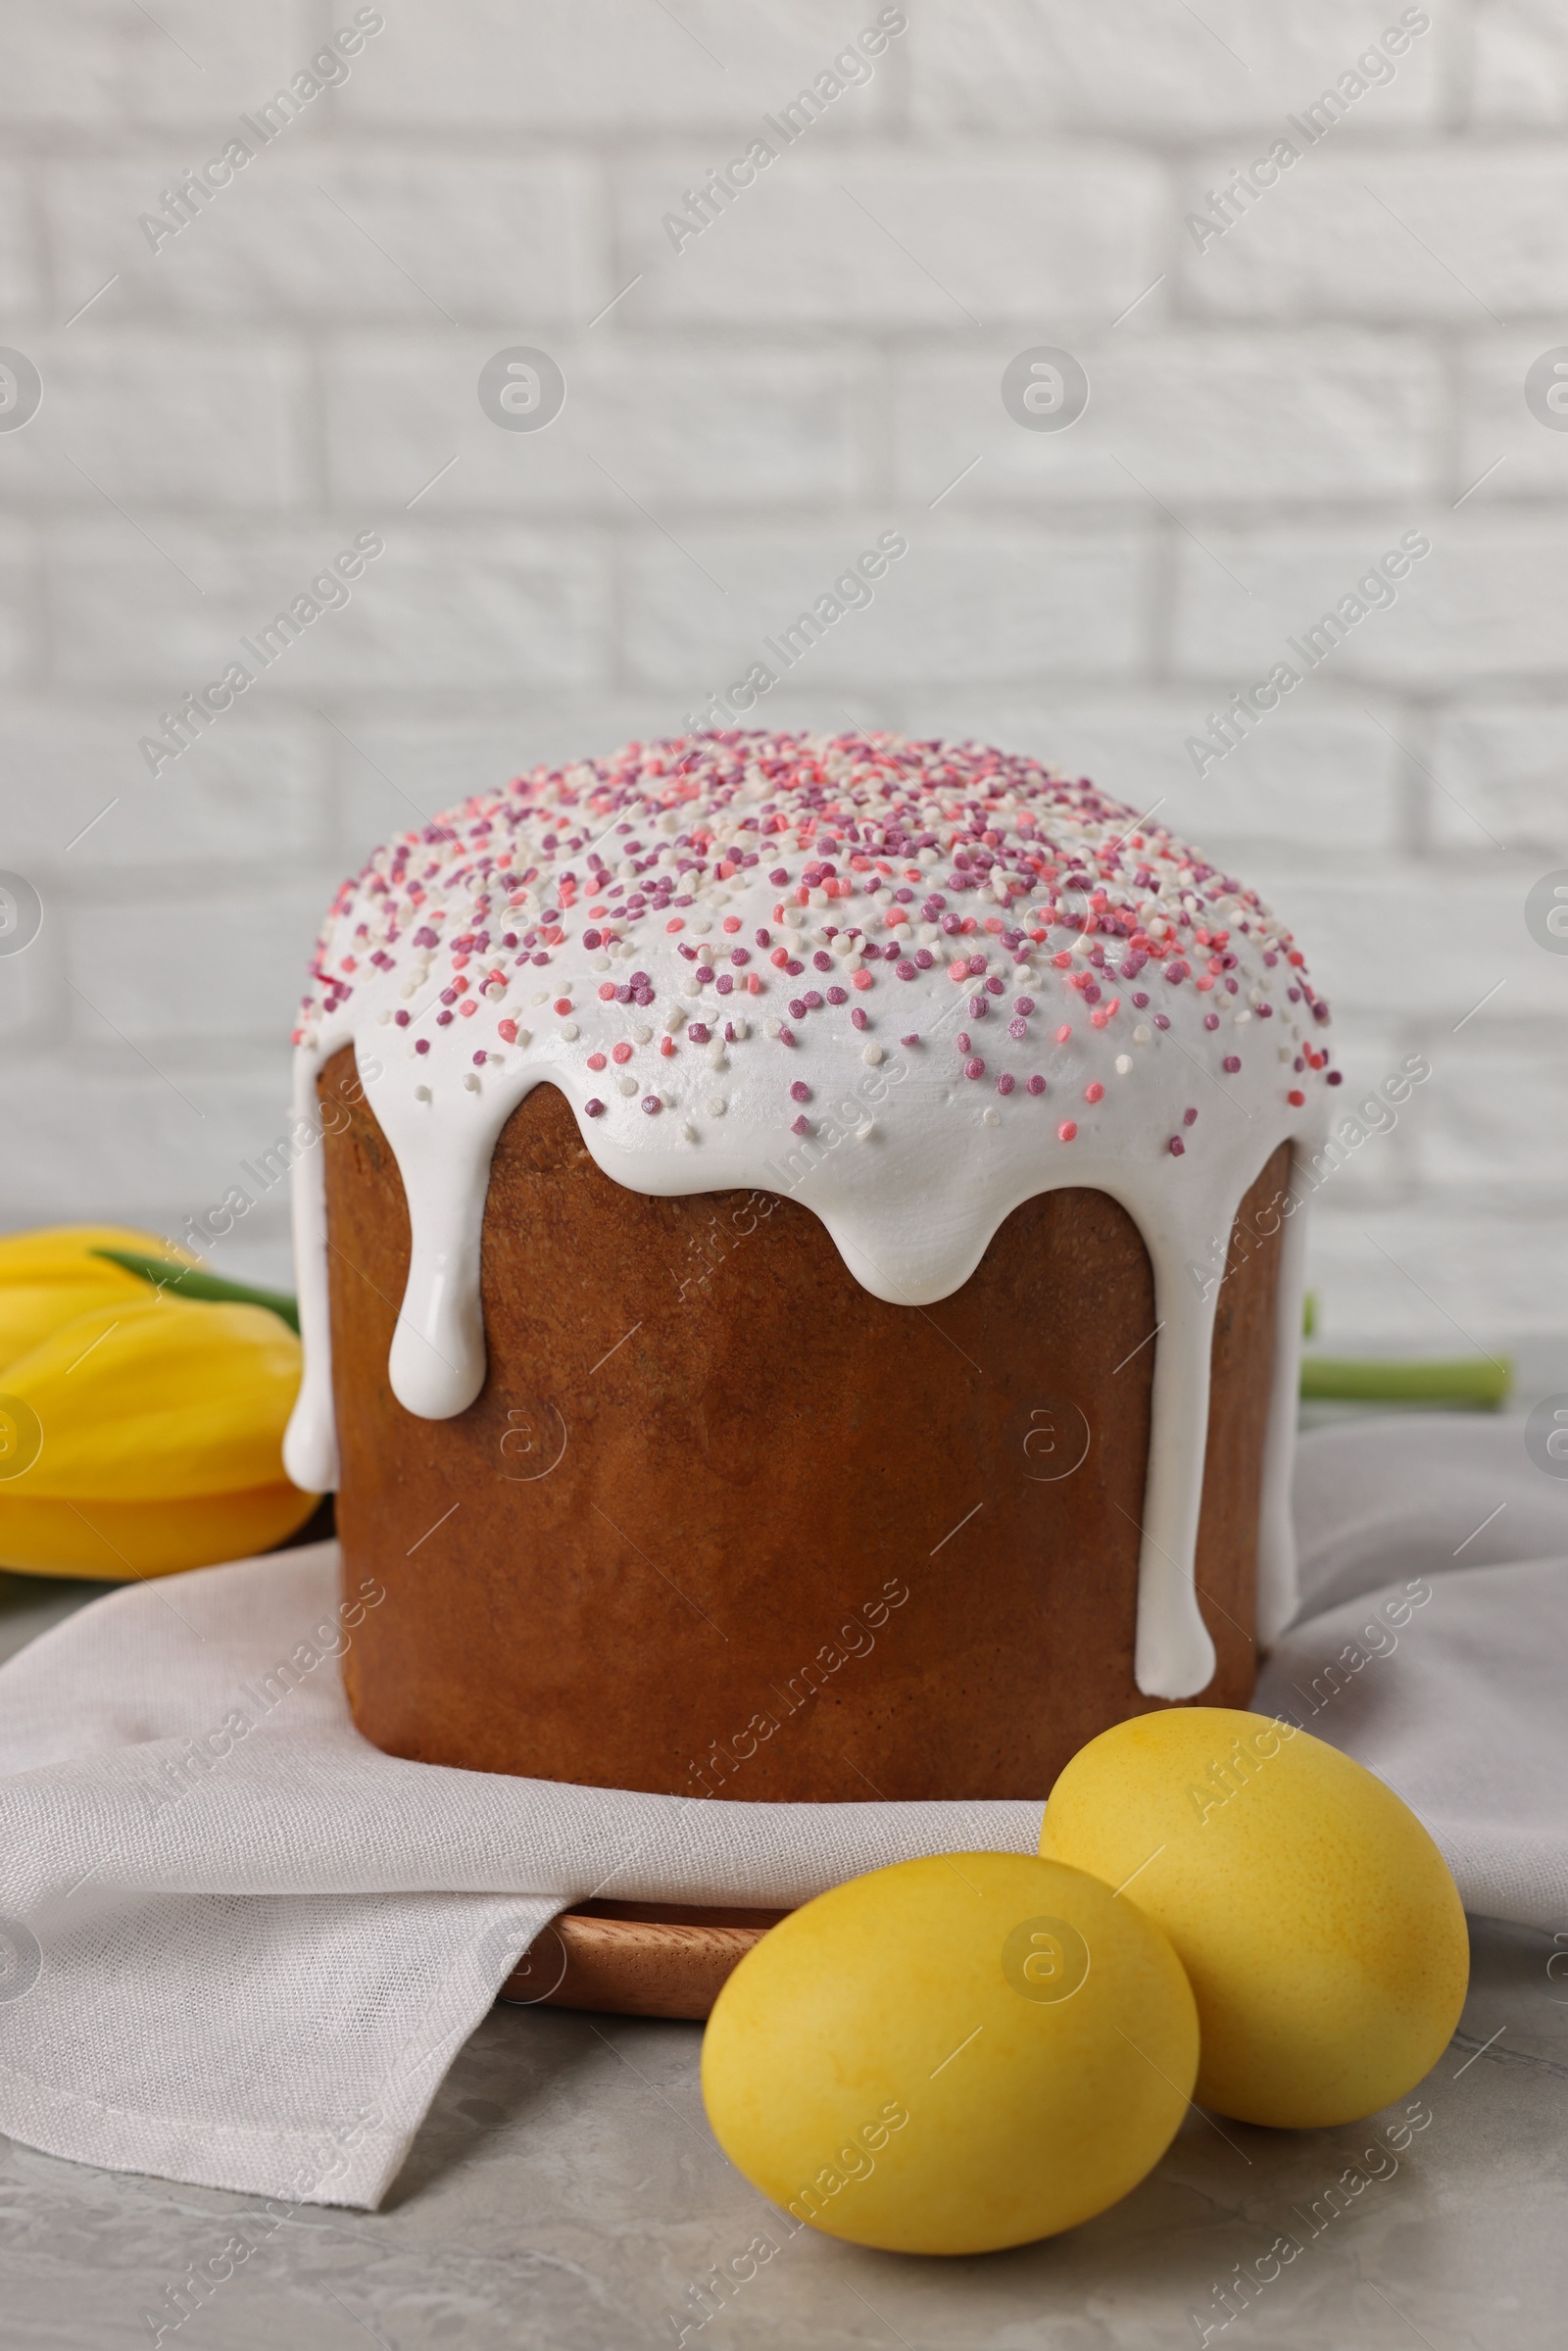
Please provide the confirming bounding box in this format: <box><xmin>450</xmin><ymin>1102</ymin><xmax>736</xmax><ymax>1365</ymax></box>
<box><xmin>0</xmin><ymin>1415</ymin><xmax>1563</xmax><ymax>2209</ymax></box>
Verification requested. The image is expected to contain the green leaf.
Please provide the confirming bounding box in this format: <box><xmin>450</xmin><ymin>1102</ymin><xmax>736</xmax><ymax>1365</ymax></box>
<box><xmin>90</xmin><ymin>1249</ymin><xmax>300</xmax><ymax>1335</ymax></box>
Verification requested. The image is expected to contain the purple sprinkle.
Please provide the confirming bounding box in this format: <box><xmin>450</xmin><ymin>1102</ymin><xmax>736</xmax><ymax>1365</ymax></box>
<box><xmin>582</xmin><ymin>928</ymin><xmax>602</xmax><ymax>949</ymax></box>
<box><xmin>827</xmin><ymin>985</ymin><xmax>848</xmax><ymax>1004</ymax></box>
<box><xmin>968</xmin><ymin>995</ymin><xmax>988</xmax><ymax>1018</ymax></box>
<box><xmin>756</xmin><ymin>927</ymin><xmax>771</xmax><ymax>948</ymax></box>
<box><xmin>1082</xmin><ymin>980</ymin><xmax>1102</xmax><ymax>1005</ymax></box>
<box><xmin>531</xmin><ymin>953</ymin><xmax>550</xmax><ymax>966</ymax></box>
<box><xmin>956</xmin><ymin>1031</ymin><xmax>971</xmax><ymax>1052</ymax></box>
<box><xmin>414</xmin><ymin>926</ymin><xmax>438</xmax><ymax>949</ymax></box>
<box><xmin>1153</xmin><ymin>1013</ymin><xmax>1170</xmax><ymax>1030</ymax></box>
<box><xmin>985</xmin><ymin>976</ymin><xmax>1004</xmax><ymax>997</ymax></box>
<box><xmin>997</xmin><ymin>1072</ymin><xmax>1015</xmax><ymax>1097</ymax></box>
<box><xmin>769</xmin><ymin>867</ymin><xmax>789</xmax><ymax>885</ymax></box>
<box><xmin>688</xmin><ymin>1023</ymin><xmax>710</xmax><ymax>1044</ymax></box>
<box><xmin>789</xmin><ymin>998</ymin><xmax>807</xmax><ymax>1018</ymax></box>
<box><xmin>805</xmin><ymin>990</ymin><xmax>823</xmax><ymax>1010</ymax></box>
<box><xmin>1183</xmin><ymin>1106</ymin><xmax>1198</xmax><ymax>1126</ymax></box>
<box><xmin>716</xmin><ymin>974</ymin><xmax>733</xmax><ymax>994</ymax></box>
<box><xmin>964</xmin><ymin>1056</ymin><xmax>985</xmax><ymax>1079</ymax></box>
<box><xmin>791</xmin><ymin>1113</ymin><xmax>810</xmax><ymax>1135</ymax></box>
<box><xmin>615</xmin><ymin>984</ymin><xmax>632</xmax><ymax>1004</ymax></box>
<box><xmin>584</xmin><ymin>1098</ymin><xmax>604</xmax><ymax>1117</ymax></box>
<box><xmin>436</xmin><ymin>1009</ymin><xmax>454</xmax><ymax>1026</ymax></box>
<box><xmin>901</xmin><ymin>1033</ymin><xmax>919</xmax><ymax>1047</ymax></box>
<box><xmin>967</xmin><ymin>955</ymin><xmax>987</xmax><ymax>975</ymax></box>
<box><xmin>1203</xmin><ymin>1012</ymin><xmax>1220</xmax><ymax>1031</ymax></box>
<box><xmin>851</xmin><ymin>1008</ymin><xmax>868</xmax><ymax>1030</ymax></box>
<box><xmin>914</xmin><ymin>948</ymin><xmax>934</xmax><ymax>969</ymax></box>
<box><xmin>1027</xmin><ymin>1074</ymin><xmax>1047</xmax><ymax>1096</ymax></box>
<box><xmin>779</xmin><ymin>1026</ymin><xmax>797</xmax><ymax>1047</ymax></box>
<box><xmin>1132</xmin><ymin>991</ymin><xmax>1150</xmax><ymax>1008</ymax></box>
<box><xmin>1168</xmin><ymin>1135</ymin><xmax>1185</xmax><ymax>1155</ymax></box>
<box><xmin>731</xmin><ymin>948</ymin><xmax>751</xmax><ymax>966</ymax></box>
<box><xmin>812</xmin><ymin>952</ymin><xmax>832</xmax><ymax>972</ymax></box>
<box><xmin>790</xmin><ymin>1081</ymin><xmax>810</xmax><ymax>1102</ymax></box>
<box><xmin>415</xmin><ymin>1038</ymin><xmax>430</xmax><ymax>1055</ymax></box>
<box><xmin>641</xmin><ymin>1095</ymin><xmax>662</xmax><ymax>1116</ymax></box>
<box><xmin>1014</xmin><ymin>996</ymin><xmax>1035</xmax><ymax>1016</ymax></box>
<box><xmin>1008</xmin><ymin>1016</ymin><xmax>1028</xmax><ymax>1040</ymax></box>
<box><xmin>1222</xmin><ymin>1054</ymin><xmax>1242</xmax><ymax>1073</ymax></box>
<box><xmin>394</xmin><ymin>1009</ymin><xmax>410</xmax><ymax>1027</ymax></box>
<box><xmin>786</xmin><ymin>958</ymin><xmax>804</xmax><ymax>977</ymax></box>
<box><xmin>1327</xmin><ymin>1069</ymin><xmax>1343</xmax><ymax>1085</ymax></box>
<box><xmin>696</xmin><ymin>965</ymin><xmax>714</xmax><ymax>985</ymax></box>
<box><xmin>471</xmin><ymin>1051</ymin><xmax>486</xmax><ymax>1066</ymax></box>
<box><xmin>439</xmin><ymin>986</ymin><xmax>459</xmax><ymax>1005</ymax></box>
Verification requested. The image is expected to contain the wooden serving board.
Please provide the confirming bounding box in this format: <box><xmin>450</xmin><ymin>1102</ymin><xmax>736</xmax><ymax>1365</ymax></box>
<box><xmin>499</xmin><ymin>1899</ymin><xmax>790</xmax><ymax>2021</ymax></box>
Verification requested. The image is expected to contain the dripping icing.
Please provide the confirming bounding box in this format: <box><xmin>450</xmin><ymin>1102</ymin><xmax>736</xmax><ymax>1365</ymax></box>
<box><xmin>283</xmin><ymin>729</ymin><xmax>1333</xmax><ymax>1700</ymax></box>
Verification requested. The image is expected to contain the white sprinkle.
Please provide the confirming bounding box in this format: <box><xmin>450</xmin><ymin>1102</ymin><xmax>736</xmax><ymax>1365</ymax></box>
<box><xmin>592</xmin><ymin>955</ymin><xmax>610</xmax><ymax>972</ymax></box>
<box><xmin>664</xmin><ymin>1006</ymin><xmax>686</xmax><ymax>1033</ymax></box>
<box><xmin>414</xmin><ymin>1083</ymin><xmax>431</xmax><ymax>1102</ymax></box>
<box><xmin>1115</xmin><ymin>1053</ymin><xmax>1132</xmax><ymax>1074</ymax></box>
<box><xmin>707</xmin><ymin>1044</ymin><xmax>728</xmax><ymax>1068</ymax></box>
<box><xmin>982</xmin><ymin>1106</ymin><xmax>1001</xmax><ymax>1125</ymax></box>
<box><xmin>532</xmin><ymin>989</ymin><xmax>549</xmax><ymax>1006</ymax></box>
<box><xmin>765</xmin><ymin>1017</ymin><xmax>783</xmax><ymax>1037</ymax></box>
<box><xmin>682</xmin><ymin>1120</ymin><xmax>699</xmax><ymax>1142</ymax></box>
<box><xmin>730</xmin><ymin>1016</ymin><xmax>750</xmax><ymax>1041</ymax></box>
<box><xmin>1133</xmin><ymin>1024</ymin><xmax>1152</xmax><ymax>1045</ymax></box>
<box><xmin>856</xmin><ymin>1118</ymin><xmax>877</xmax><ymax>1141</ymax></box>
<box><xmin>862</xmin><ymin>1044</ymin><xmax>884</xmax><ymax>1065</ymax></box>
<box><xmin>632</xmin><ymin>1023</ymin><xmax>653</xmax><ymax>1045</ymax></box>
<box><xmin>484</xmin><ymin>982</ymin><xmax>506</xmax><ymax>1002</ymax></box>
<box><xmin>377</xmin><ymin>1008</ymin><xmax>393</xmax><ymax>1025</ymax></box>
<box><xmin>616</xmin><ymin>1075</ymin><xmax>638</xmax><ymax>1096</ymax></box>
<box><xmin>464</xmin><ymin>1073</ymin><xmax>481</xmax><ymax>1093</ymax></box>
<box><xmin>691</xmin><ymin>917</ymin><xmax>711</xmax><ymax>935</ymax></box>
<box><xmin>1235</xmin><ymin>1008</ymin><xmax>1251</xmax><ymax>1024</ymax></box>
<box><xmin>561</xmin><ymin>1021</ymin><xmax>579</xmax><ymax>1041</ymax></box>
<box><xmin>707</xmin><ymin>1097</ymin><xmax>726</xmax><ymax>1116</ymax></box>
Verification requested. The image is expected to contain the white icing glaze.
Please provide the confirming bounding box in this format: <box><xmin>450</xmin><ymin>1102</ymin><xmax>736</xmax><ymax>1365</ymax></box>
<box><xmin>284</xmin><ymin>731</ymin><xmax>1333</xmax><ymax>1697</ymax></box>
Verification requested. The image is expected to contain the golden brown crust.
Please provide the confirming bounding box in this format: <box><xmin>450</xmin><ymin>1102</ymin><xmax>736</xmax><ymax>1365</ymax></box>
<box><xmin>321</xmin><ymin>1047</ymin><xmax>1288</xmax><ymax>1799</ymax></box>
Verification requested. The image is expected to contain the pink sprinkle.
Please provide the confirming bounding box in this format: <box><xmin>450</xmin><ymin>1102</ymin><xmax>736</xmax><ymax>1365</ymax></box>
<box><xmin>790</xmin><ymin>1080</ymin><xmax>810</xmax><ymax>1102</ymax></box>
<box><xmin>964</xmin><ymin>1056</ymin><xmax>985</xmax><ymax>1079</ymax></box>
<box><xmin>791</xmin><ymin>1113</ymin><xmax>810</xmax><ymax>1135</ymax></box>
<box><xmin>1058</xmin><ymin>1119</ymin><xmax>1078</xmax><ymax>1142</ymax></box>
<box><xmin>1183</xmin><ymin>1106</ymin><xmax>1198</xmax><ymax>1126</ymax></box>
<box><xmin>901</xmin><ymin>1033</ymin><xmax>919</xmax><ymax>1046</ymax></box>
<box><xmin>779</xmin><ymin>1026</ymin><xmax>797</xmax><ymax>1047</ymax></box>
<box><xmin>1085</xmin><ymin>1081</ymin><xmax>1104</xmax><ymax>1103</ymax></box>
<box><xmin>498</xmin><ymin>1018</ymin><xmax>518</xmax><ymax>1044</ymax></box>
<box><xmin>1055</xmin><ymin>1023</ymin><xmax>1071</xmax><ymax>1044</ymax></box>
<box><xmin>852</xmin><ymin>970</ymin><xmax>873</xmax><ymax>991</ymax></box>
<box><xmin>612</xmin><ymin>1042</ymin><xmax>632</xmax><ymax>1064</ymax></box>
<box><xmin>586</xmin><ymin>1052</ymin><xmax>607</xmax><ymax>1070</ymax></box>
<box><xmin>598</xmin><ymin>982</ymin><xmax>615</xmax><ymax>1001</ymax></box>
<box><xmin>1288</xmin><ymin>1088</ymin><xmax>1305</xmax><ymax>1106</ymax></box>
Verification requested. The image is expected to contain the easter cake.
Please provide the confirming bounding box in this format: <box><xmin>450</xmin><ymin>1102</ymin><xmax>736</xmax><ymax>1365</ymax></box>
<box><xmin>284</xmin><ymin>731</ymin><xmax>1334</xmax><ymax>1799</ymax></box>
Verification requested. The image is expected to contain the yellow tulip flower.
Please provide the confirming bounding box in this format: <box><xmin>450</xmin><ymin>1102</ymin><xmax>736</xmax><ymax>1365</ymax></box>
<box><xmin>0</xmin><ymin>1225</ymin><xmax>319</xmax><ymax>1579</ymax></box>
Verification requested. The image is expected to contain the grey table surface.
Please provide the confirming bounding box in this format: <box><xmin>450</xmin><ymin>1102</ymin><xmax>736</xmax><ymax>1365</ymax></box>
<box><xmin>2</xmin><ymin>1571</ymin><xmax>1564</xmax><ymax>2351</ymax></box>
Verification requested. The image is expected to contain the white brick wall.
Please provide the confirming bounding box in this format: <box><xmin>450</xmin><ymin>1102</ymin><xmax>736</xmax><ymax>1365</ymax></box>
<box><xmin>2</xmin><ymin>0</ymin><xmax>1566</xmax><ymax>1364</ymax></box>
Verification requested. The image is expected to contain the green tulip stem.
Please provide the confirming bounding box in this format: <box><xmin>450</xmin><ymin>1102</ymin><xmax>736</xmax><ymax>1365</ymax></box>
<box><xmin>90</xmin><ymin>1249</ymin><xmax>301</xmax><ymax>1335</ymax></box>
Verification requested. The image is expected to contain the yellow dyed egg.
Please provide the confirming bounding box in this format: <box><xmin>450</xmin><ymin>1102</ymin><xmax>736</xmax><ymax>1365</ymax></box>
<box><xmin>701</xmin><ymin>1850</ymin><xmax>1198</xmax><ymax>2255</ymax></box>
<box><xmin>1040</xmin><ymin>1708</ymin><xmax>1468</xmax><ymax>2130</ymax></box>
